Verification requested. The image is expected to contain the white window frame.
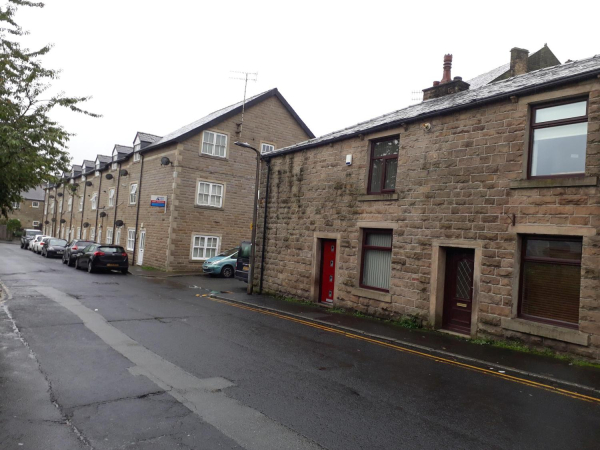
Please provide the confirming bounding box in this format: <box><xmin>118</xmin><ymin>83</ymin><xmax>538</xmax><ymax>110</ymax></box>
<box><xmin>129</xmin><ymin>184</ymin><xmax>138</xmax><ymax>205</ymax></box>
<box><xmin>133</xmin><ymin>151</ymin><xmax>141</xmax><ymax>162</ymax></box>
<box><xmin>32</xmin><ymin>201</ymin><xmax>40</xmax><ymax>208</ymax></box>
<box><xmin>95</xmin><ymin>170</ymin><xmax>100</xmax><ymax>177</ymax></box>
<box><xmin>82</xmin><ymin>175</ymin><xmax>86</xmax><ymax>182</ymax></box>
<box><xmin>90</xmin><ymin>227</ymin><xmax>95</xmax><ymax>241</ymax></box>
<box><xmin>191</xmin><ymin>235</ymin><xmax>220</xmax><ymax>260</ymax></box>
<box><xmin>12</xmin><ymin>201</ymin><xmax>19</xmax><ymax>209</ymax></box>
<box><xmin>112</xmin><ymin>161</ymin><xmax>118</xmax><ymax>170</ymax></box>
<box><xmin>98</xmin><ymin>229</ymin><xmax>102</xmax><ymax>245</ymax></box>
<box><xmin>106</xmin><ymin>228</ymin><xmax>113</xmax><ymax>244</ymax></box>
<box><xmin>58</xmin><ymin>201</ymin><xmax>62</xmax><ymax>214</ymax></box>
<box><xmin>49</xmin><ymin>202</ymin><xmax>54</xmax><ymax>213</ymax></box>
<box><xmin>108</xmin><ymin>188</ymin><xmax>115</xmax><ymax>207</ymax></box>
<box><xmin>115</xmin><ymin>228</ymin><xmax>121</xmax><ymax>245</ymax></box>
<box><xmin>127</xmin><ymin>228</ymin><xmax>135</xmax><ymax>251</ymax></box>
<box><xmin>196</xmin><ymin>181</ymin><xmax>223</xmax><ymax>208</ymax></box>
<box><xmin>201</xmin><ymin>131</ymin><xmax>227</xmax><ymax>158</ymax></box>
<box><xmin>261</xmin><ymin>143</ymin><xmax>275</xmax><ymax>154</ymax></box>
<box><xmin>76</xmin><ymin>227</ymin><xmax>81</xmax><ymax>239</ymax></box>
<box><xmin>91</xmin><ymin>193</ymin><xmax>97</xmax><ymax>210</ymax></box>
<box><xmin>82</xmin><ymin>228</ymin><xmax>87</xmax><ymax>240</ymax></box>
<box><xmin>33</xmin><ymin>221</ymin><xmax>40</xmax><ymax>227</ymax></box>
<box><xmin>67</xmin><ymin>197</ymin><xmax>72</xmax><ymax>212</ymax></box>
<box><xmin>79</xmin><ymin>196</ymin><xmax>83</xmax><ymax>212</ymax></box>
<box><xmin>44</xmin><ymin>203</ymin><xmax>47</xmax><ymax>214</ymax></box>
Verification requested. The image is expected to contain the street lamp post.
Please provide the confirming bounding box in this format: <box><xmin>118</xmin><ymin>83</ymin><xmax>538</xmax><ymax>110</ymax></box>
<box><xmin>234</xmin><ymin>141</ymin><xmax>261</xmax><ymax>295</ymax></box>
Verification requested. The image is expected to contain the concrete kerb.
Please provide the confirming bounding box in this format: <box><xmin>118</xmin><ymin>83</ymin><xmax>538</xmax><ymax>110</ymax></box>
<box><xmin>208</xmin><ymin>292</ymin><xmax>600</xmax><ymax>397</ymax></box>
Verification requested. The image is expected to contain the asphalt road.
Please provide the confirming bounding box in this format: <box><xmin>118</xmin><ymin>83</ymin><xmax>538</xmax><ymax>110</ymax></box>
<box><xmin>1</xmin><ymin>242</ymin><xmax>599</xmax><ymax>450</ymax></box>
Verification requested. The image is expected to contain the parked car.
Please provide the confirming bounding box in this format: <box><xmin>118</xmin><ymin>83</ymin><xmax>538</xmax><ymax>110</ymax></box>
<box><xmin>203</xmin><ymin>248</ymin><xmax>238</xmax><ymax>278</ymax></box>
<box><xmin>21</xmin><ymin>229</ymin><xmax>40</xmax><ymax>249</ymax></box>
<box><xmin>62</xmin><ymin>240</ymin><xmax>94</xmax><ymax>267</ymax></box>
<box><xmin>42</xmin><ymin>238</ymin><xmax>68</xmax><ymax>258</ymax></box>
<box><xmin>31</xmin><ymin>235</ymin><xmax>49</xmax><ymax>254</ymax></box>
<box><xmin>235</xmin><ymin>241</ymin><xmax>252</xmax><ymax>282</ymax></box>
<box><xmin>29</xmin><ymin>235</ymin><xmax>46</xmax><ymax>251</ymax></box>
<box><xmin>75</xmin><ymin>244</ymin><xmax>128</xmax><ymax>274</ymax></box>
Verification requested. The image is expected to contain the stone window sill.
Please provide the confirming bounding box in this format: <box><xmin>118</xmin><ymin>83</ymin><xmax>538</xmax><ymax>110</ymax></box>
<box><xmin>350</xmin><ymin>287</ymin><xmax>391</xmax><ymax>303</ymax></box>
<box><xmin>501</xmin><ymin>318</ymin><xmax>589</xmax><ymax>346</ymax></box>
<box><xmin>199</xmin><ymin>152</ymin><xmax>229</xmax><ymax>162</ymax></box>
<box><xmin>357</xmin><ymin>193</ymin><xmax>399</xmax><ymax>202</ymax></box>
<box><xmin>194</xmin><ymin>205</ymin><xmax>224</xmax><ymax>211</ymax></box>
<box><xmin>509</xmin><ymin>176</ymin><xmax>598</xmax><ymax>189</ymax></box>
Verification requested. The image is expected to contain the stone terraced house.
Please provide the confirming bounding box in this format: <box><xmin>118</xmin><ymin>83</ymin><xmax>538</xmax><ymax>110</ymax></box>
<box><xmin>255</xmin><ymin>48</ymin><xmax>600</xmax><ymax>361</ymax></box>
<box><xmin>6</xmin><ymin>186</ymin><xmax>45</xmax><ymax>230</ymax></box>
<box><xmin>43</xmin><ymin>88</ymin><xmax>313</xmax><ymax>271</ymax></box>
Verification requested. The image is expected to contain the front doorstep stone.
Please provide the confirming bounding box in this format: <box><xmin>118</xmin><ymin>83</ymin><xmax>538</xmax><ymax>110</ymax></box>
<box><xmin>350</xmin><ymin>287</ymin><xmax>392</xmax><ymax>303</ymax></box>
<box><xmin>501</xmin><ymin>318</ymin><xmax>590</xmax><ymax>346</ymax></box>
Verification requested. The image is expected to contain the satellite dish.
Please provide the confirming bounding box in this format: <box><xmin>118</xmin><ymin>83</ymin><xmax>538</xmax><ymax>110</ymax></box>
<box><xmin>85</xmin><ymin>181</ymin><xmax>93</xmax><ymax>187</ymax></box>
<box><xmin>60</xmin><ymin>219</ymin><xmax>66</xmax><ymax>223</ymax></box>
<box><xmin>57</xmin><ymin>192</ymin><xmax>63</xmax><ymax>197</ymax></box>
<box><xmin>83</xmin><ymin>222</ymin><xmax>90</xmax><ymax>228</ymax></box>
<box><xmin>99</xmin><ymin>212</ymin><xmax>107</xmax><ymax>218</ymax></box>
<box><xmin>105</xmin><ymin>173</ymin><xmax>114</xmax><ymax>180</ymax></box>
<box><xmin>115</xmin><ymin>220</ymin><xmax>124</xmax><ymax>227</ymax></box>
<box><xmin>160</xmin><ymin>157</ymin><xmax>171</xmax><ymax>166</ymax></box>
<box><xmin>120</xmin><ymin>169</ymin><xmax>128</xmax><ymax>176</ymax></box>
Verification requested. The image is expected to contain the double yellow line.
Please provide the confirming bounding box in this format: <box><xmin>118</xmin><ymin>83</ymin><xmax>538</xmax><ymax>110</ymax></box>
<box><xmin>208</xmin><ymin>296</ymin><xmax>600</xmax><ymax>405</ymax></box>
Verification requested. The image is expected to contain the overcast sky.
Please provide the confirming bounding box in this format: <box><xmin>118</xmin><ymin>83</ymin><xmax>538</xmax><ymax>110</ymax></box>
<box><xmin>16</xmin><ymin>0</ymin><xmax>600</xmax><ymax>165</ymax></box>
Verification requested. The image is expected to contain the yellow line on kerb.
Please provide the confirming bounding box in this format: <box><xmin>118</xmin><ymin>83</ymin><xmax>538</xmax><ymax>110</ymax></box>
<box><xmin>208</xmin><ymin>296</ymin><xmax>600</xmax><ymax>405</ymax></box>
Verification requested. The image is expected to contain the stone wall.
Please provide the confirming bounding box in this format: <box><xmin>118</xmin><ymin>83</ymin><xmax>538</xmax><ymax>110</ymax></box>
<box><xmin>255</xmin><ymin>78</ymin><xmax>600</xmax><ymax>360</ymax></box>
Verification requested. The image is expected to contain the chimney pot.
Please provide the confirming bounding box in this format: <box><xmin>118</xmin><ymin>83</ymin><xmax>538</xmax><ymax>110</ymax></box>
<box><xmin>441</xmin><ymin>54</ymin><xmax>452</xmax><ymax>84</ymax></box>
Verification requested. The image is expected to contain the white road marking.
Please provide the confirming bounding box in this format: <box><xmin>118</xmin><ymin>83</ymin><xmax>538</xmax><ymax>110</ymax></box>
<box><xmin>35</xmin><ymin>286</ymin><xmax>321</xmax><ymax>450</ymax></box>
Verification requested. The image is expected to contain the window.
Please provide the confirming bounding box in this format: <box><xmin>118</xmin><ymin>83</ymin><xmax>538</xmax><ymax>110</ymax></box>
<box><xmin>50</xmin><ymin>202</ymin><xmax>54</xmax><ymax>213</ymax></box>
<box><xmin>361</xmin><ymin>229</ymin><xmax>393</xmax><ymax>292</ymax></box>
<box><xmin>112</xmin><ymin>161</ymin><xmax>118</xmax><ymax>170</ymax></box>
<box><xmin>95</xmin><ymin>170</ymin><xmax>100</xmax><ymax>177</ymax></box>
<box><xmin>106</xmin><ymin>228</ymin><xmax>113</xmax><ymax>244</ymax></box>
<box><xmin>129</xmin><ymin>184</ymin><xmax>138</xmax><ymax>204</ymax></box>
<box><xmin>33</xmin><ymin>221</ymin><xmax>40</xmax><ymax>227</ymax></box>
<box><xmin>62</xmin><ymin>227</ymin><xmax>66</xmax><ymax>239</ymax></box>
<box><xmin>91</xmin><ymin>193</ymin><xmax>97</xmax><ymax>210</ymax></box>
<box><xmin>58</xmin><ymin>201</ymin><xmax>62</xmax><ymax>214</ymax></box>
<box><xmin>368</xmin><ymin>137</ymin><xmax>399</xmax><ymax>194</ymax></box>
<box><xmin>133</xmin><ymin>151</ymin><xmax>141</xmax><ymax>162</ymax></box>
<box><xmin>191</xmin><ymin>235</ymin><xmax>219</xmax><ymax>260</ymax></box>
<box><xmin>519</xmin><ymin>235</ymin><xmax>582</xmax><ymax>328</ymax></box>
<box><xmin>196</xmin><ymin>181</ymin><xmax>223</xmax><ymax>208</ymax></box>
<box><xmin>44</xmin><ymin>203</ymin><xmax>47</xmax><ymax>214</ymax></box>
<box><xmin>90</xmin><ymin>227</ymin><xmax>95</xmax><ymax>241</ymax></box>
<box><xmin>67</xmin><ymin>197</ymin><xmax>72</xmax><ymax>212</ymax></box>
<box><xmin>32</xmin><ymin>201</ymin><xmax>39</xmax><ymax>208</ymax></box>
<box><xmin>82</xmin><ymin>228</ymin><xmax>87</xmax><ymax>240</ymax></box>
<box><xmin>261</xmin><ymin>143</ymin><xmax>275</xmax><ymax>154</ymax></box>
<box><xmin>76</xmin><ymin>227</ymin><xmax>81</xmax><ymax>239</ymax></box>
<box><xmin>98</xmin><ymin>229</ymin><xmax>102</xmax><ymax>244</ymax></box>
<box><xmin>79</xmin><ymin>197</ymin><xmax>83</xmax><ymax>212</ymax></box>
<box><xmin>12</xmin><ymin>202</ymin><xmax>19</xmax><ymax>209</ymax></box>
<box><xmin>127</xmin><ymin>229</ymin><xmax>135</xmax><ymax>250</ymax></box>
<box><xmin>115</xmin><ymin>228</ymin><xmax>121</xmax><ymax>245</ymax></box>
<box><xmin>108</xmin><ymin>188</ymin><xmax>115</xmax><ymax>207</ymax></box>
<box><xmin>201</xmin><ymin>131</ymin><xmax>227</xmax><ymax>158</ymax></box>
<box><xmin>82</xmin><ymin>175</ymin><xmax>86</xmax><ymax>182</ymax></box>
<box><xmin>529</xmin><ymin>99</ymin><xmax>588</xmax><ymax>178</ymax></box>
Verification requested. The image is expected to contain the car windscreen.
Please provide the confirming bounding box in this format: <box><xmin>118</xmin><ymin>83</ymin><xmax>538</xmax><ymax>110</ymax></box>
<box><xmin>98</xmin><ymin>246</ymin><xmax>125</xmax><ymax>253</ymax></box>
<box><xmin>49</xmin><ymin>239</ymin><xmax>67</xmax><ymax>246</ymax></box>
<box><xmin>26</xmin><ymin>230</ymin><xmax>38</xmax><ymax>236</ymax></box>
<box><xmin>239</xmin><ymin>243</ymin><xmax>251</xmax><ymax>258</ymax></box>
<box><xmin>218</xmin><ymin>248</ymin><xmax>239</xmax><ymax>257</ymax></box>
<box><xmin>73</xmin><ymin>241</ymin><xmax>93</xmax><ymax>247</ymax></box>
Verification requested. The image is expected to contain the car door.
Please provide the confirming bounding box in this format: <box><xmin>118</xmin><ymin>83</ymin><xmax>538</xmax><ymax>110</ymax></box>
<box><xmin>79</xmin><ymin>245</ymin><xmax>94</xmax><ymax>266</ymax></box>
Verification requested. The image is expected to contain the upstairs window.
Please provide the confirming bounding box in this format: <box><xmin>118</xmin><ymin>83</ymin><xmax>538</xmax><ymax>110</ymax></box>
<box><xmin>12</xmin><ymin>202</ymin><xmax>19</xmax><ymax>209</ymax></box>
<box><xmin>79</xmin><ymin>197</ymin><xmax>83</xmax><ymax>212</ymax></box>
<box><xmin>32</xmin><ymin>201</ymin><xmax>39</xmax><ymax>208</ymax></box>
<box><xmin>261</xmin><ymin>143</ymin><xmax>275</xmax><ymax>154</ymax></box>
<box><xmin>91</xmin><ymin>193</ymin><xmax>97</xmax><ymax>210</ymax></box>
<box><xmin>129</xmin><ymin>184</ymin><xmax>138</xmax><ymax>204</ymax></box>
<box><xmin>202</xmin><ymin>131</ymin><xmax>227</xmax><ymax>158</ymax></box>
<box><xmin>133</xmin><ymin>151</ymin><xmax>141</xmax><ymax>162</ymax></box>
<box><xmin>519</xmin><ymin>235</ymin><xmax>582</xmax><ymax>328</ymax></box>
<box><xmin>112</xmin><ymin>160</ymin><xmax>118</xmax><ymax>170</ymax></box>
<box><xmin>530</xmin><ymin>99</ymin><xmax>588</xmax><ymax>178</ymax></box>
<box><xmin>67</xmin><ymin>197</ymin><xmax>72</xmax><ymax>212</ymax></box>
<box><xmin>108</xmin><ymin>188</ymin><xmax>115</xmax><ymax>207</ymax></box>
<box><xmin>368</xmin><ymin>137</ymin><xmax>399</xmax><ymax>194</ymax></box>
<box><xmin>58</xmin><ymin>201</ymin><xmax>62</xmax><ymax>213</ymax></box>
<box><xmin>197</xmin><ymin>181</ymin><xmax>223</xmax><ymax>208</ymax></box>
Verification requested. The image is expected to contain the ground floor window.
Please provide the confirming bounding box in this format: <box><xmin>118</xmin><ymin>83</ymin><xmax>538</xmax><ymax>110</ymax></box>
<box><xmin>115</xmin><ymin>228</ymin><xmax>121</xmax><ymax>245</ymax></box>
<box><xmin>519</xmin><ymin>235</ymin><xmax>582</xmax><ymax>328</ymax></box>
<box><xmin>82</xmin><ymin>228</ymin><xmax>87</xmax><ymax>240</ymax></box>
<box><xmin>76</xmin><ymin>227</ymin><xmax>81</xmax><ymax>239</ymax></box>
<box><xmin>106</xmin><ymin>228</ymin><xmax>113</xmax><ymax>244</ymax></box>
<box><xmin>33</xmin><ymin>221</ymin><xmax>40</xmax><ymax>227</ymax></box>
<box><xmin>191</xmin><ymin>235</ymin><xmax>219</xmax><ymax>260</ymax></box>
<box><xmin>90</xmin><ymin>227</ymin><xmax>96</xmax><ymax>241</ymax></box>
<box><xmin>127</xmin><ymin>229</ymin><xmax>135</xmax><ymax>251</ymax></box>
<box><xmin>360</xmin><ymin>229</ymin><xmax>393</xmax><ymax>292</ymax></box>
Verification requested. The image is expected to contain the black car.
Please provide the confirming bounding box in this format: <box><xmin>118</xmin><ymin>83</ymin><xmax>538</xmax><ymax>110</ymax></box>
<box><xmin>20</xmin><ymin>229</ymin><xmax>39</xmax><ymax>249</ymax></box>
<box><xmin>62</xmin><ymin>240</ymin><xmax>94</xmax><ymax>267</ymax></box>
<box><xmin>75</xmin><ymin>244</ymin><xmax>129</xmax><ymax>274</ymax></box>
<box><xmin>42</xmin><ymin>238</ymin><xmax>68</xmax><ymax>258</ymax></box>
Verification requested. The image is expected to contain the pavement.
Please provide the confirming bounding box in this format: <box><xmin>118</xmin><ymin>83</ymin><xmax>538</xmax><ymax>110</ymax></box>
<box><xmin>2</xmin><ymin>242</ymin><xmax>600</xmax><ymax>450</ymax></box>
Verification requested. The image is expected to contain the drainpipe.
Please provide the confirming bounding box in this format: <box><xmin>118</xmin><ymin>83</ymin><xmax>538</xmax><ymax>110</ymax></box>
<box><xmin>132</xmin><ymin>154</ymin><xmax>145</xmax><ymax>266</ymax></box>
<box><xmin>52</xmin><ymin>187</ymin><xmax>58</xmax><ymax>237</ymax></box>
<box><xmin>113</xmin><ymin>162</ymin><xmax>122</xmax><ymax>239</ymax></box>
<box><xmin>59</xmin><ymin>184</ymin><xmax>66</xmax><ymax>238</ymax></box>
<box><xmin>68</xmin><ymin>185</ymin><xmax>74</xmax><ymax>242</ymax></box>
<box><xmin>80</xmin><ymin>178</ymin><xmax>88</xmax><ymax>237</ymax></box>
<box><xmin>94</xmin><ymin>168</ymin><xmax>104</xmax><ymax>238</ymax></box>
<box><xmin>258</xmin><ymin>158</ymin><xmax>271</xmax><ymax>294</ymax></box>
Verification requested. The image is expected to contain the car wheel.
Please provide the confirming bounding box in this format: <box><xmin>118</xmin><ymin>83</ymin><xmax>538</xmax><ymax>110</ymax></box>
<box><xmin>87</xmin><ymin>261</ymin><xmax>95</xmax><ymax>274</ymax></box>
<box><xmin>221</xmin><ymin>265</ymin><xmax>234</xmax><ymax>278</ymax></box>
<box><xmin>121</xmin><ymin>269</ymin><xmax>128</xmax><ymax>275</ymax></box>
<box><xmin>62</xmin><ymin>256</ymin><xmax>67</xmax><ymax>264</ymax></box>
<box><xmin>68</xmin><ymin>257</ymin><xmax>75</xmax><ymax>267</ymax></box>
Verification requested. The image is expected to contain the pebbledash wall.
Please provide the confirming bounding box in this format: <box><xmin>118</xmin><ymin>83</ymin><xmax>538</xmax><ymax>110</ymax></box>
<box><xmin>43</xmin><ymin>90</ymin><xmax>312</xmax><ymax>271</ymax></box>
<box><xmin>255</xmin><ymin>77</ymin><xmax>600</xmax><ymax>360</ymax></box>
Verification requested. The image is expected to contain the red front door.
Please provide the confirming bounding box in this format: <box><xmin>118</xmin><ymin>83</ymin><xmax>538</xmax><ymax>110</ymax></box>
<box><xmin>443</xmin><ymin>248</ymin><xmax>475</xmax><ymax>334</ymax></box>
<box><xmin>320</xmin><ymin>240</ymin><xmax>336</xmax><ymax>304</ymax></box>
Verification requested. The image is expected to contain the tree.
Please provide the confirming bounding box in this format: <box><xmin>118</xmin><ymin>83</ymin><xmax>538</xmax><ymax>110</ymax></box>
<box><xmin>0</xmin><ymin>0</ymin><xmax>99</xmax><ymax>218</ymax></box>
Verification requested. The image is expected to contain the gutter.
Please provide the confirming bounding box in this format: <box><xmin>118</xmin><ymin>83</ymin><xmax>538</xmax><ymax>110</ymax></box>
<box><xmin>268</xmin><ymin>67</ymin><xmax>600</xmax><ymax>158</ymax></box>
<box><xmin>132</xmin><ymin>153</ymin><xmax>145</xmax><ymax>266</ymax></box>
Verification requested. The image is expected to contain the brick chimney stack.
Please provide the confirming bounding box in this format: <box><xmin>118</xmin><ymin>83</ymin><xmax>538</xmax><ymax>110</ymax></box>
<box><xmin>422</xmin><ymin>54</ymin><xmax>470</xmax><ymax>101</ymax></box>
<box><xmin>510</xmin><ymin>47</ymin><xmax>529</xmax><ymax>77</ymax></box>
<box><xmin>441</xmin><ymin>54</ymin><xmax>452</xmax><ymax>84</ymax></box>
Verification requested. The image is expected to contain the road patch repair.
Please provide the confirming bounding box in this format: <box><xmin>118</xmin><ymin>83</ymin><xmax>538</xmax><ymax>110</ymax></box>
<box><xmin>199</xmin><ymin>291</ymin><xmax>600</xmax><ymax>405</ymax></box>
<box><xmin>33</xmin><ymin>286</ymin><xmax>322</xmax><ymax>450</ymax></box>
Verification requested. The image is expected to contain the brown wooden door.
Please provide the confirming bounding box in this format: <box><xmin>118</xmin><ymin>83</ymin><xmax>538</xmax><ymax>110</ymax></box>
<box><xmin>443</xmin><ymin>248</ymin><xmax>475</xmax><ymax>334</ymax></box>
<box><xmin>320</xmin><ymin>240</ymin><xmax>336</xmax><ymax>304</ymax></box>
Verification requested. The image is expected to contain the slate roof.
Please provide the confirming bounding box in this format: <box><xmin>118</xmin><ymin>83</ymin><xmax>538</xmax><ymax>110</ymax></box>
<box><xmin>114</xmin><ymin>144</ymin><xmax>133</xmax><ymax>155</ymax></box>
<box><xmin>466</xmin><ymin>63</ymin><xmax>509</xmax><ymax>90</ymax></box>
<box><xmin>81</xmin><ymin>160</ymin><xmax>95</xmax><ymax>174</ymax></box>
<box><xmin>20</xmin><ymin>186</ymin><xmax>45</xmax><ymax>201</ymax></box>
<box><xmin>143</xmin><ymin>88</ymin><xmax>314</xmax><ymax>153</ymax></box>
<box><xmin>137</xmin><ymin>132</ymin><xmax>162</xmax><ymax>144</ymax></box>
<box><xmin>96</xmin><ymin>154</ymin><xmax>112</xmax><ymax>164</ymax></box>
<box><xmin>264</xmin><ymin>54</ymin><xmax>600</xmax><ymax>157</ymax></box>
